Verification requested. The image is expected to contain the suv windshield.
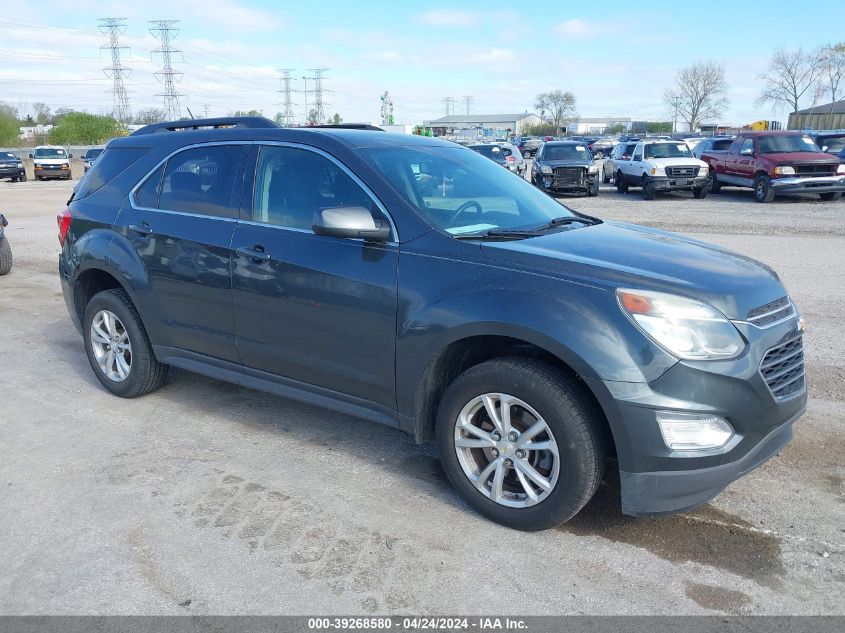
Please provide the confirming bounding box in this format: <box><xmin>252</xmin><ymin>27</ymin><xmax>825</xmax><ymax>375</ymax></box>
<box><xmin>362</xmin><ymin>146</ymin><xmax>579</xmax><ymax>235</ymax></box>
<box><xmin>644</xmin><ymin>143</ymin><xmax>692</xmax><ymax>159</ymax></box>
<box><xmin>470</xmin><ymin>145</ymin><xmax>510</xmax><ymax>163</ymax></box>
<box><xmin>819</xmin><ymin>136</ymin><xmax>845</xmax><ymax>153</ymax></box>
<box><xmin>758</xmin><ymin>135</ymin><xmax>820</xmax><ymax>154</ymax></box>
<box><xmin>85</xmin><ymin>149</ymin><xmax>104</xmax><ymax>160</ymax></box>
<box><xmin>542</xmin><ymin>145</ymin><xmax>590</xmax><ymax>160</ymax></box>
<box><xmin>34</xmin><ymin>148</ymin><xmax>67</xmax><ymax>158</ymax></box>
<box><xmin>3</xmin><ymin>153</ymin><xmax>16</xmax><ymax>160</ymax></box>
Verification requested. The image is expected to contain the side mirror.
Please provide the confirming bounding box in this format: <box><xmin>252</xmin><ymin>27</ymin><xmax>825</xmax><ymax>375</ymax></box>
<box><xmin>822</xmin><ymin>145</ymin><xmax>829</xmax><ymax>152</ymax></box>
<box><xmin>312</xmin><ymin>206</ymin><xmax>391</xmax><ymax>242</ymax></box>
<box><xmin>68</xmin><ymin>153</ymin><xmax>73</xmax><ymax>158</ymax></box>
<box><xmin>28</xmin><ymin>153</ymin><xmax>33</xmax><ymax>158</ymax></box>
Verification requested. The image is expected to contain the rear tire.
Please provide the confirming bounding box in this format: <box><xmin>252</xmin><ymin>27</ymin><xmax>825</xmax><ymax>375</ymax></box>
<box><xmin>754</xmin><ymin>175</ymin><xmax>775</xmax><ymax>203</ymax></box>
<box><xmin>83</xmin><ymin>288</ymin><xmax>168</xmax><ymax>398</ymax></box>
<box><xmin>435</xmin><ymin>357</ymin><xmax>604</xmax><ymax>531</ymax></box>
<box><xmin>523</xmin><ymin>151</ymin><xmax>531</xmax><ymax>158</ymax></box>
<box><xmin>820</xmin><ymin>192</ymin><xmax>842</xmax><ymax>201</ymax></box>
<box><xmin>0</xmin><ymin>236</ymin><xmax>12</xmax><ymax>275</ymax></box>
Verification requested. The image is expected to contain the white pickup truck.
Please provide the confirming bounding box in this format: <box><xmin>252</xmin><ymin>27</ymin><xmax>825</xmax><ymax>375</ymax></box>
<box><xmin>614</xmin><ymin>139</ymin><xmax>709</xmax><ymax>200</ymax></box>
<box><xmin>30</xmin><ymin>145</ymin><xmax>72</xmax><ymax>180</ymax></box>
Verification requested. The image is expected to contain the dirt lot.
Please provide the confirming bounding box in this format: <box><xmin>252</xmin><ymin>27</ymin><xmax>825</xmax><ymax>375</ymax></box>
<box><xmin>0</xmin><ymin>177</ymin><xmax>842</xmax><ymax>615</ymax></box>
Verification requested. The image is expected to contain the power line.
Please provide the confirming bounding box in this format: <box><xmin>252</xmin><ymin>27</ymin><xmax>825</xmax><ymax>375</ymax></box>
<box><xmin>149</xmin><ymin>20</ymin><xmax>183</xmax><ymax>120</ymax></box>
<box><xmin>98</xmin><ymin>18</ymin><xmax>132</xmax><ymax>123</ymax></box>
<box><xmin>278</xmin><ymin>69</ymin><xmax>297</xmax><ymax>127</ymax></box>
<box><xmin>308</xmin><ymin>68</ymin><xmax>330</xmax><ymax>125</ymax></box>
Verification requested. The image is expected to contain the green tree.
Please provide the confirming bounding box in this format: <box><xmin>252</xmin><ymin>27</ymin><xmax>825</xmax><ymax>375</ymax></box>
<box><xmin>328</xmin><ymin>113</ymin><xmax>342</xmax><ymax>125</ymax></box>
<box><xmin>607</xmin><ymin>123</ymin><xmax>625</xmax><ymax>134</ymax></box>
<box><xmin>49</xmin><ymin>112</ymin><xmax>121</xmax><ymax>145</ymax></box>
<box><xmin>0</xmin><ymin>102</ymin><xmax>19</xmax><ymax>146</ymax></box>
<box><xmin>646</xmin><ymin>121</ymin><xmax>673</xmax><ymax>134</ymax></box>
<box><xmin>32</xmin><ymin>102</ymin><xmax>51</xmax><ymax>125</ymax></box>
<box><xmin>306</xmin><ymin>108</ymin><xmax>319</xmax><ymax>126</ymax></box>
<box><xmin>520</xmin><ymin>122</ymin><xmax>557</xmax><ymax>137</ymax></box>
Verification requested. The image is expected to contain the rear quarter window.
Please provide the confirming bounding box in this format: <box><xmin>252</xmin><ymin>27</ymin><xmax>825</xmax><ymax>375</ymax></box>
<box><xmin>74</xmin><ymin>148</ymin><xmax>149</xmax><ymax>199</ymax></box>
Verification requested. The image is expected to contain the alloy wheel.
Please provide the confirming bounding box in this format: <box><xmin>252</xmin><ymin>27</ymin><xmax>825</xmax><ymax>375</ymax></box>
<box><xmin>90</xmin><ymin>309</ymin><xmax>132</xmax><ymax>382</ymax></box>
<box><xmin>454</xmin><ymin>393</ymin><xmax>560</xmax><ymax>508</ymax></box>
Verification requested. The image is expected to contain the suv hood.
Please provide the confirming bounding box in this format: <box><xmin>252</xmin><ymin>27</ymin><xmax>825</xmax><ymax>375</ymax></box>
<box><xmin>34</xmin><ymin>157</ymin><xmax>68</xmax><ymax>165</ymax></box>
<box><xmin>648</xmin><ymin>157</ymin><xmax>707</xmax><ymax>167</ymax></box>
<box><xmin>480</xmin><ymin>221</ymin><xmax>785</xmax><ymax>319</ymax></box>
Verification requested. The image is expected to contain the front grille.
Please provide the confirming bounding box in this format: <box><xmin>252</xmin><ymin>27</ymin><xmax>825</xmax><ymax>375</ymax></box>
<box><xmin>665</xmin><ymin>165</ymin><xmax>699</xmax><ymax>178</ymax></box>
<box><xmin>553</xmin><ymin>167</ymin><xmax>585</xmax><ymax>187</ymax></box>
<box><xmin>747</xmin><ymin>296</ymin><xmax>795</xmax><ymax>326</ymax></box>
<box><xmin>793</xmin><ymin>164</ymin><xmax>837</xmax><ymax>177</ymax></box>
<box><xmin>760</xmin><ymin>336</ymin><xmax>805</xmax><ymax>400</ymax></box>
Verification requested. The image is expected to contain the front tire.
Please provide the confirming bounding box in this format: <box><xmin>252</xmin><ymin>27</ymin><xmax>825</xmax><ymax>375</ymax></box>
<box><xmin>820</xmin><ymin>192</ymin><xmax>842</xmax><ymax>201</ymax></box>
<box><xmin>754</xmin><ymin>175</ymin><xmax>775</xmax><ymax>203</ymax></box>
<box><xmin>693</xmin><ymin>185</ymin><xmax>708</xmax><ymax>199</ymax></box>
<box><xmin>615</xmin><ymin>171</ymin><xmax>628</xmax><ymax>193</ymax></box>
<box><xmin>83</xmin><ymin>288</ymin><xmax>168</xmax><ymax>398</ymax></box>
<box><xmin>0</xmin><ymin>236</ymin><xmax>12</xmax><ymax>275</ymax></box>
<box><xmin>435</xmin><ymin>357</ymin><xmax>604</xmax><ymax>531</ymax></box>
<box><xmin>641</xmin><ymin>175</ymin><xmax>655</xmax><ymax>200</ymax></box>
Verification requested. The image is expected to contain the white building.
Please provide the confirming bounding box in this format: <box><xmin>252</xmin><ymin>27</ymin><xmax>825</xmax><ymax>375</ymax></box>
<box><xmin>423</xmin><ymin>113</ymin><xmax>541</xmax><ymax>138</ymax></box>
<box><xmin>19</xmin><ymin>125</ymin><xmax>54</xmax><ymax>140</ymax></box>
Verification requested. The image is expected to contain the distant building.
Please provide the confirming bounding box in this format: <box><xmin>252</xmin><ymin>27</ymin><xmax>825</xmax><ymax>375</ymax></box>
<box><xmin>19</xmin><ymin>125</ymin><xmax>54</xmax><ymax>140</ymax></box>
<box><xmin>787</xmin><ymin>101</ymin><xmax>845</xmax><ymax>130</ymax></box>
<box><xmin>423</xmin><ymin>113</ymin><xmax>541</xmax><ymax>138</ymax></box>
<box><xmin>567</xmin><ymin>117</ymin><xmax>632</xmax><ymax>134</ymax></box>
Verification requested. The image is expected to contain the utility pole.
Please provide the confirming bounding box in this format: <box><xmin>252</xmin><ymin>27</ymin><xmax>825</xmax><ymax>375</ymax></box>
<box><xmin>308</xmin><ymin>68</ymin><xmax>329</xmax><ymax>125</ymax></box>
<box><xmin>149</xmin><ymin>20</ymin><xmax>183</xmax><ymax>120</ymax></box>
<box><xmin>203</xmin><ymin>104</ymin><xmax>209</xmax><ymax>118</ymax></box>
<box><xmin>98</xmin><ymin>18</ymin><xmax>131</xmax><ymax>123</ymax></box>
<box><xmin>300</xmin><ymin>75</ymin><xmax>308</xmax><ymax>125</ymax></box>
<box><xmin>462</xmin><ymin>95</ymin><xmax>474</xmax><ymax>116</ymax></box>
<box><xmin>278</xmin><ymin>69</ymin><xmax>297</xmax><ymax>127</ymax></box>
<box><xmin>442</xmin><ymin>97</ymin><xmax>455</xmax><ymax>116</ymax></box>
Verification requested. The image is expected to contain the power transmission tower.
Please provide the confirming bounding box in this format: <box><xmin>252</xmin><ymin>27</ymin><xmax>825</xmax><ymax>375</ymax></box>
<box><xmin>442</xmin><ymin>97</ymin><xmax>455</xmax><ymax>116</ymax></box>
<box><xmin>98</xmin><ymin>18</ymin><xmax>131</xmax><ymax>123</ymax></box>
<box><xmin>149</xmin><ymin>20</ymin><xmax>184</xmax><ymax>120</ymax></box>
<box><xmin>308</xmin><ymin>68</ymin><xmax>330</xmax><ymax>125</ymax></box>
<box><xmin>462</xmin><ymin>95</ymin><xmax>474</xmax><ymax>116</ymax></box>
<box><xmin>278</xmin><ymin>69</ymin><xmax>297</xmax><ymax>127</ymax></box>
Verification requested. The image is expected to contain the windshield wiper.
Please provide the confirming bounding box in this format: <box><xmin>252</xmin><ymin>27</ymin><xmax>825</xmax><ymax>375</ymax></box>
<box><xmin>453</xmin><ymin>228</ymin><xmax>543</xmax><ymax>240</ymax></box>
<box><xmin>530</xmin><ymin>214</ymin><xmax>602</xmax><ymax>231</ymax></box>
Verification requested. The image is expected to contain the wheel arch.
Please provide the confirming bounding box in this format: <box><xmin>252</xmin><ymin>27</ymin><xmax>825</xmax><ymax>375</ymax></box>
<box><xmin>411</xmin><ymin>332</ymin><xmax>616</xmax><ymax>460</ymax></box>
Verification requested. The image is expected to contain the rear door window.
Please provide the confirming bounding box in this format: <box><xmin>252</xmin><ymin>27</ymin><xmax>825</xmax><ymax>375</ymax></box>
<box><xmin>158</xmin><ymin>145</ymin><xmax>243</xmax><ymax>218</ymax></box>
<box><xmin>74</xmin><ymin>147</ymin><xmax>149</xmax><ymax>199</ymax></box>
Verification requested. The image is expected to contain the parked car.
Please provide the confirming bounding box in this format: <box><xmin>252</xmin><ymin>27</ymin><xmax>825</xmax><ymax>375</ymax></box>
<box><xmin>0</xmin><ymin>214</ymin><xmax>11</xmax><ymax>275</ymax></box>
<box><xmin>0</xmin><ymin>152</ymin><xmax>26</xmax><ymax>182</ymax></box>
<box><xmin>701</xmin><ymin>131</ymin><xmax>845</xmax><ymax>202</ymax></box>
<box><xmin>588</xmin><ymin>137</ymin><xmax>617</xmax><ymax>159</ymax></box>
<box><xmin>531</xmin><ymin>140</ymin><xmax>599</xmax><ymax>196</ymax></box>
<box><xmin>811</xmin><ymin>132</ymin><xmax>845</xmax><ymax>156</ymax></box>
<box><xmin>692</xmin><ymin>136</ymin><xmax>734</xmax><ymax>160</ymax></box>
<box><xmin>83</xmin><ymin>148</ymin><xmax>104</xmax><ymax>173</ymax></box>
<box><xmin>469</xmin><ymin>143</ymin><xmax>525</xmax><ymax>176</ymax></box>
<box><xmin>59</xmin><ymin>116</ymin><xmax>806</xmax><ymax>530</ymax></box>
<box><xmin>31</xmin><ymin>145</ymin><xmax>72</xmax><ymax>180</ymax></box>
<box><xmin>517</xmin><ymin>138</ymin><xmax>543</xmax><ymax>158</ymax></box>
<box><xmin>615</xmin><ymin>139</ymin><xmax>709</xmax><ymax>199</ymax></box>
<box><xmin>602</xmin><ymin>141</ymin><xmax>638</xmax><ymax>184</ymax></box>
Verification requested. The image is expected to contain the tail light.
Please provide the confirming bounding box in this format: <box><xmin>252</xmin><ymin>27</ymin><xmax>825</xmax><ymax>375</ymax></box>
<box><xmin>57</xmin><ymin>207</ymin><xmax>71</xmax><ymax>246</ymax></box>
<box><xmin>506</xmin><ymin>156</ymin><xmax>516</xmax><ymax>162</ymax></box>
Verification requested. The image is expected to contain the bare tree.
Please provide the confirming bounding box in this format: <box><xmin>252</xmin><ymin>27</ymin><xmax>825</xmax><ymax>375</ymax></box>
<box><xmin>816</xmin><ymin>43</ymin><xmax>845</xmax><ymax>127</ymax></box>
<box><xmin>134</xmin><ymin>108</ymin><xmax>166</xmax><ymax>125</ymax></box>
<box><xmin>663</xmin><ymin>61</ymin><xmax>728</xmax><ymax>131</ymax></box>
<box><xmin>534</xmin><ymin>90</ymin><xmax>577</xmax><ymax>133</ymax></box>
<box><xmin>757</xmin><ymin>47</ymin><xmax>823</xmax><ymax>113</ymax></box>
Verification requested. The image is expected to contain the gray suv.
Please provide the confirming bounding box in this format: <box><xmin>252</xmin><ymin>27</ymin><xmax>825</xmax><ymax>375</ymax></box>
<box><xmin>58</xmin><ymin>117</ymin><xmax>806</xmax><ymax>530</ymax></box>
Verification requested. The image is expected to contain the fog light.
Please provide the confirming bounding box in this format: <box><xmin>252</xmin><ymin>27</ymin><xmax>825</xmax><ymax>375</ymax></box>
<box><xmin>656</xmin><ymin>412</ymin><xmax>734</xmax><ymax>451</ymax></box>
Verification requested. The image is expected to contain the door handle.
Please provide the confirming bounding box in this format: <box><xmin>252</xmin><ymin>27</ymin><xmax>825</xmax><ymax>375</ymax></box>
<box><xmin>129</xmin><ymin>222</ymin><xmax>152</xmax><ymax>236</ymax></box>
<box><xmin>236</xmin><ymin>245</ymin><xmax>271</xmax><ymax>263</ymax></box>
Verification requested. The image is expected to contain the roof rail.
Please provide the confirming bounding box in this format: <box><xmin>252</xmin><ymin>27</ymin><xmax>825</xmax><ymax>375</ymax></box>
<box><xmin>131</xmin><ymin>116</ymin><xmax>279</xmax><ymax>136</ymax></box>
<box><xmin>308</xmin><ymin>124</ymin><xmax>384</xmax><ymax>131</ymax></box>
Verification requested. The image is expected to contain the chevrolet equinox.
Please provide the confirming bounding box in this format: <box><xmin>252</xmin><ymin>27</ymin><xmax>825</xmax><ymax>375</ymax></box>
<box><xmin>58</xmin><ymin>117</ymin><xmax>807</xmax><ymax>530</ymax></box>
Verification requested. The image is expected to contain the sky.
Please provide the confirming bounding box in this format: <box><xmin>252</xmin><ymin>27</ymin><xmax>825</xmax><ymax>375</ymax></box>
<box><xmin>1</xmin><ymin>0</ymin><xmax>843</xmax><ymax>127</ymax></box>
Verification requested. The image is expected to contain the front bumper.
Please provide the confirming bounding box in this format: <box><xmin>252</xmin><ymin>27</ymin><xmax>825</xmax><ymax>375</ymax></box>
<box><xmin>0</xmin><ymin>167</ymin><xmax>24</xmax><ymax>178</ymax></box>
<box><xmin>648</xmin><ymin>175</ymin><xmax>709</xmax><ymax>191</ymax></box>
<box><xmin>770</xmin><ymin>175</ymin><xmax>845</xmax><ymax>195</ymax></box>
<box><xmin>584</xmin><ymin>315</ymin><xmax>807</xmax><ymax>516</ymax></box>
<box><xmin>34</xmin><ymin>166</ymin><xmax>70</xmax><ymax>179</ymax></box>
<box><xmin>538</xmin><ymin>171</ymin><xmax>599</xmax><ymax>192</ymax></box>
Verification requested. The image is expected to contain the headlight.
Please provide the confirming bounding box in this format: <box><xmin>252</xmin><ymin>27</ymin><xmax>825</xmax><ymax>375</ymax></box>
<box><xmin>16</xmin><ymin>162</ymin><xmax>23</xmax><ymax>168</ymax></box>
<box><xmin>617</xmin><ymin>289</ymin><xmax>745</xmax><ymax>360</ymax></box>
<box><xmin>650</xmin><ymin>166</ymin><xmax>665</xmax><ymax>176</ymax></box>
<box><xmin>699</xmin><ymin>165</ymin><xmax>708</xmax><ymax>176</ymax></box>
<box><xmin>837</xmin><ymin>164</ymin><xmax>845</xmax><ymax>175</ymax></box>
<box><xmin>588</xmin><ymin>164</ymin><xmax>598</xmax><ymax>174</ymax></box>
<box><xmin>540</xmin><ymin>165</ymin><xmax>552</xmax><ymax>175</ymax></box>
<box><xmin>62</xmin><ymin>163</ymin><xmax>69</xmax><ymax>169</ymax></box>
<box><xmin>774</xmin><ymin>165</ymin><xmax>795</xmax><ymax>176</ymax></box>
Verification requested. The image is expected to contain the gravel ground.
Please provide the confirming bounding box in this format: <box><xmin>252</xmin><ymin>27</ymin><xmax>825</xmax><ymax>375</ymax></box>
<box><xmin>0</xmin><ymin>177</ymin><xmax>842</xmax><ymax>616</ymax></box>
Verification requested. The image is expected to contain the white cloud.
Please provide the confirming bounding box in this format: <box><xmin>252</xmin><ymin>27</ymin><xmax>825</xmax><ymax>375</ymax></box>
<box><xmin>419</xmin><ymin>10</ymin><xmax>478</xmax><ymax>27</ymax></box>
<box><xmin>554</xmin><ymin>19</ymin><xmax>609</xmax><ymax>39</ymax></box>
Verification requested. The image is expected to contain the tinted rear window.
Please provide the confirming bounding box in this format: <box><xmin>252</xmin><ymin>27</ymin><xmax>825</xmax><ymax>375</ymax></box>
<box><xmin>712</xmin><ymin>139</ymin><xmax>733</xmax><ymax>150</ymax></box>
<box><xmin>74</xmin><ymin>148</ymin><xmax>149</xmax><ymax>199</ymax></box>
